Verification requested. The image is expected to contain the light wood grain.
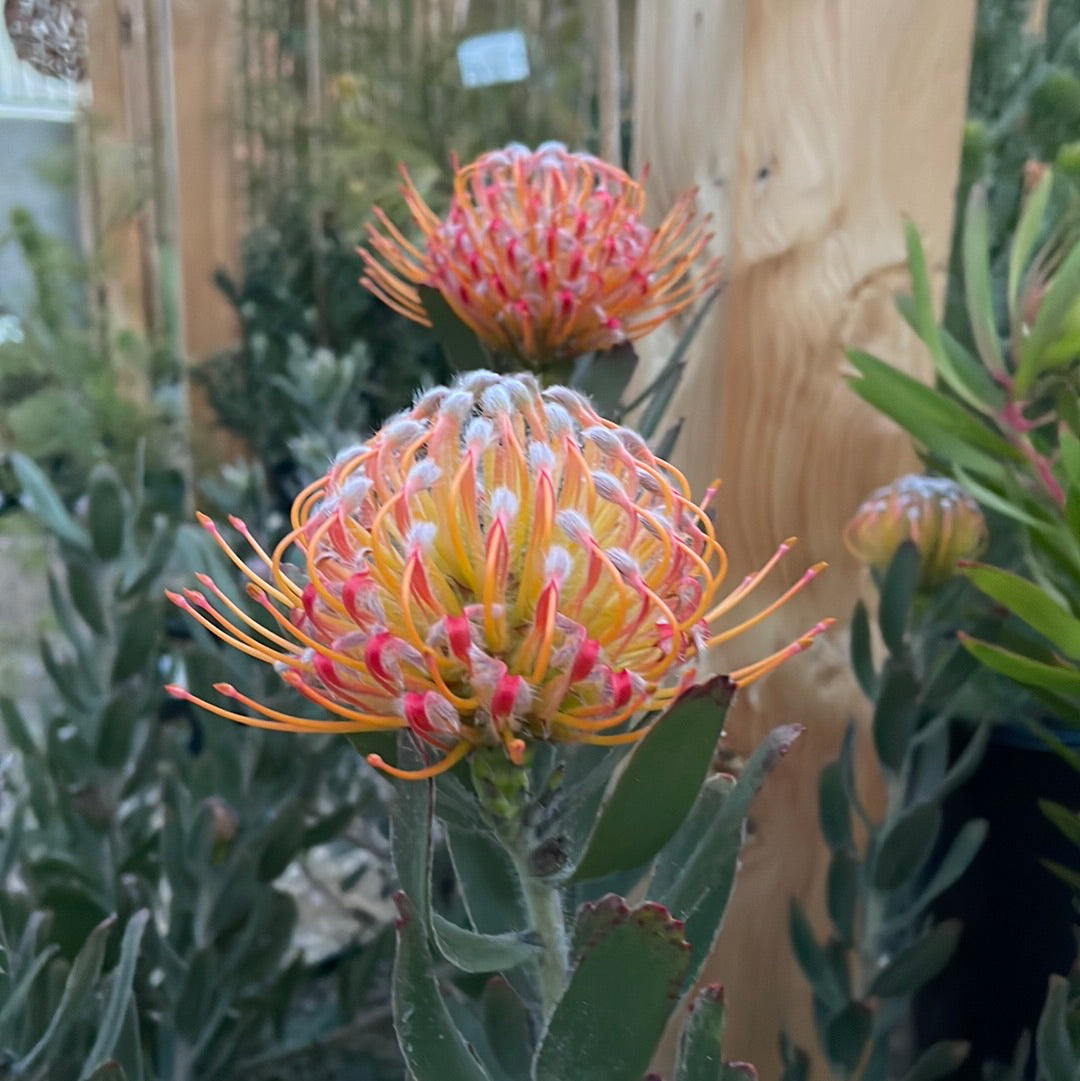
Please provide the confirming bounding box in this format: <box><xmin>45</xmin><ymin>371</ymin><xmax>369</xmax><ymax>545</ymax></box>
<box><xmin>633</xmin><ymin>2</ymin><xmax>975</xmax><ymax>1076</ymax></box>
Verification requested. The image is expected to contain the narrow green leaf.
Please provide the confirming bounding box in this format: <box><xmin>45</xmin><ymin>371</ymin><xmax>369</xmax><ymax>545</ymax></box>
<box><xmin>895</xmin><ymin>295</ymin><xmax>1004</xmax><ymax>410</ymax></box>
<box><xmin>674</xmin><ymin>983</ymin><xmax>727</xmax><ymax>1081</ymax></box>
<box><xmin>1042</xmin><ymin>858</ymin><xmax>1080</xmax><ymax>893</ymax></box>
<box><xmin>532</xmin><ymin>896</ymin><xmax>690</xmax><ymax>1081</ymax></box>
<box><xmin>1</xmin><ymin>696</ymin><xmax>38</xmax><ymax>757</ymax></box>
<box><xmin>482</xmin><ymin>976</ymin><xmax>534</xmax><ymax>1080</ymax></box>
<box><xmin>888</xmin><ymin>819</ymin><xmax>987</xmax><ymax>931</ymax></box>
<box><xmin>789</xmin><ymin>900</ymin><xmax>832</xmax><ymax>1002</ymax></box>
<box><xmin>0</xmin><ymin>941</ymin><xmax>60</xmax><ymax>1037</ymax></box>
<box><xmin>571</xmin><ymin>342</ymin><xmax>638</xmax><ymax>417</ymax></box>
<box><xmin>1060</xmin><ymin>431</ymin><xmax>1080</xmax><ymax>489</ymax></box>
<box><xmin>962</xmin><ymin>185</ymin><xmax>1006</xmax><ymax>376</ymax></box>
<box><xmin>873</xmin><ymin>803</ymin><xmax>941</xmax><ymax>890</ymax></box>
<box><xmin>824</xmin><ymin>1001</ymin><xmax>872</xmax><ymax>1074</ymax></box>
<box><xmin>80</xmin><ymin>910</ymin><xmax>150</xmax><ymax>1079</ymax></box>
<box><xmin>15</xmin><ymin>915</ymin><xmax>116</xmax><ymax>1074</ymax></box>
<box><xmin>868</xmin><ymin>920</ymin><xmax>962</xmax><ymax>997</ymax></box>
<box><xmin>651</xmin><ymin>725</ymin><xmax>804</xmax><ymax>990</ymax></box>
<box><xmin>447</xmin><ymin>826</ymin><xmax>526</xmax><ymax>935</ymax></box>
<box><xmin>568</xmin><ymin>676</ymin><xmax>734</xmax><ymax>882</ymax></box>
<box><xmin>119</xmin><ymin>515</ymin><xmax>176</xmax><ymax>597</ymax></box>
<box><xmin>631</xmin><ymin>288</ymin><xmax>718</xmax><ymax>439</ymax></box>
<box><xmin>1017</xmin><ymin>235</ymin><xmax>1080</xmax><ymax>396</ymax></box>
<box><xmin>962</xmin><ymin>563</ymin><xmax>1080</xmax><ymax>659</ymax></box>
<box><xmin>652</xmin><ymin>418</ymin><xmax>685</xmax><ymax>459</ymax></box>
<box><xmin>392</xmin><ymin>892</ymin><xmax>493</xmax><ymax>1081</ymax></box>
<box><xmin>647</xmin><ymin>775</ymin><xmax>733</xmax><ymax>902</ymax></box>
<box><xmin>818</xmin><ymin>761</ymin><xmax>852</xmax><ymax>853</ymax></box>
<box><xmin>879</xmin><ymin>542</ymin><xmax>921</xmax><ymax>654</ymax></box>
<box><xmin>419</xmin><ymin>286</ymin><xmax>490</xmax><ymax>372</ymax></box>
<box><xmin>1035</xmin><ymin>976</ymin><xmax>1075</xmax><ymax>1081</ymax></box>
<box><xmin>431</xmin><ymin>913</ymin><xmax>540</xmax><ymax>973</ymax></box>
<box><xmin>678</xmin><ymin>722</ymin><xmax>808</xmax><ymax>990</ymax></box>
<box><xmin>903</xmin><ymin>221</ymin><xmax>987</xmax><ymax>411</ymax></box>
<box><xmin>68</xmin><ymin>560</ymin><xmax>107</xmax><ymax>636</ymax></box>
<box><xmin>873</xmin><ymin>663</ymin><xmax>921</xmax><ymax>773</ymax></box>
<box><xmin>174</xmin><ymin>947</ymin><xmax>215</xmax><ymax>1041</ymax></box>
<box><xmin>390</xmin><ymin>735</ymin><xmax>434</xmax><ymax>918</ymax></box>
<box><xmin>95</xmin><ymin>694</ymin><xmax>141</xmax><ymax>769</ymax></box>
<box><xmin>110</xmin><ymin>599</ymin><xmax>162</xmax><ymax>682</ymax></box>
<box><xmin>850</xmin><ymin>601</ymin><xmax>878</xmax><ymax>700</ymax></box>
<box><xmin>959</xmin><ymin>634</ymin><xmax>1080</xmax><ymax>697</ymax></box>
<box><xmin>826</xmin><ymin>850</ymin><xmax>858</xmax><ymax>946</ymax></box>
<box><xmin>10</xmin><ymin>450</ymin><xmax>91</xmax><ymax>550</ymax></box>
<box><xmin>1040</xmin><ymin>800</ymin><xmax>1080</xmax><ymax>850</ymax></box>
<box><xmin>846</xmin><ymin>351</ymin><xmax>1022</xmax><ymax>471</ymax></box>
<box><xmin>87</xmin><ymin>463</ymin><xmax>126</xmax><ymax>562</ymax></box>
<box><xmin>1008</xmin><ymin>168</ymin><xmax>1052</xmax><ymax>325</ymax></box>
<box><xmin>255</xmin><ymin>800</ymin><xmax>307</xmax><ymax>882</ymax></box>
<box><xmin>899</xmin><ymin>1040</ymin><xmax>970</xmax><ymax>1081</ymax></box>
<box><xmin>779</xmin><ymin>1034</ymin><xmax>811</xmax><ymax>1081</ymax></box>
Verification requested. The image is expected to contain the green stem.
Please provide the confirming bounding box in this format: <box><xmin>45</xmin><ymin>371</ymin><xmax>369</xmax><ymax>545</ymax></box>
<box><xmin>518</xmin><ymin>859</ymin><xmax>569</xmax><ymax>1019</ymax></box>
<box><xmin>497</xmin><ymin>826</ymin><xmax>569</xmax><ymax>1020</ymax></box>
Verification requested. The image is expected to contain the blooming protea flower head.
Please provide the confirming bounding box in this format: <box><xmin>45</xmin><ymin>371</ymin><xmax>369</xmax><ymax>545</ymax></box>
<box><xmin>167</xmin><ymin>372</ymin><xmax>829</xmax><ymax>779</ymax></box>
<box><xmin>844</xmin><ymin>474</ymin><xmax>988</xmax><ymax>589</ymax></box>
<box><xmin>359</xmin><ymin>142</ymin><xmax>721</xmax><ymax>365</ymax></box>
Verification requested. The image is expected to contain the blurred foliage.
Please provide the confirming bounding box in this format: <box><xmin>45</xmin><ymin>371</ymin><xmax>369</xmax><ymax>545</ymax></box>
<box><xmin>783</xmin><ymin>542</ymin><xmax>1026</xmax><ymax>1081</ymax></box>
<box><xmin>1</xmin><ymin>453</ymin><xmax>402</xmax><ymax>1080</ymax></box>
<box><xmin>199</xmin><ymin>203</ymin><xmax>450</xmax><ymax>525</ymax></box>
<box><xmin>0</xmin><ymin>211</ymin><xmax>152</xmax><ymax>507</ymax></box>
<box><xmin>946</xmin><ymin>0</ymin><xmax>1080</xmax><ymax>346</ymax></box>
<box><xmin>844</xmin><ymin>152</ymin><xmax>1080</xmax><ymax>1077</ymax></box>
<box><xmin>198</xmin><ymin>0</ymin><xmax>623</xmax><ymax>524</ymax></box>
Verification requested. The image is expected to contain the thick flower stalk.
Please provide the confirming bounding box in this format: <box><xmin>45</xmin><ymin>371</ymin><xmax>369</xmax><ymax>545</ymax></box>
<box><xmin>844</xmin><ymin>474</ymin><xmax>988</xmax><ymax>589</ymax></box>
<box><xmin>359</xmin><ymin>142</ymin><xmax>721</xmax><ymax>363</ymax></box>
<box><xmin>167</xmin><ymin>372</ymin><xmax>829</xmax><ymax>779</ymax></box>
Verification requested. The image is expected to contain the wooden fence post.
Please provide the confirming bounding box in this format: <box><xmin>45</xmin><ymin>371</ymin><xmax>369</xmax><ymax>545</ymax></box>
<box><xmin>633</xmin><ymin>2</ymin><xmax>976</xmax><ymax>1076</ymax></box>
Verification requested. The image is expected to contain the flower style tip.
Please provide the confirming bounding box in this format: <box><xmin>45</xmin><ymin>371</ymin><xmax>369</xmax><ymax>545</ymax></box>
<box><xmin>170</xmin><ymin>372</ymin><xmax>826</xmax><ymax>779</ymax></box>
<box><xmin>844</xmin><ymin>474</ymin><xmax>988</xmax><ymax>589</ymax></box>
<box><xmin>360</xmin><ymin>142</ymin><xmax>721</xmax><ymax>364</ymax></box>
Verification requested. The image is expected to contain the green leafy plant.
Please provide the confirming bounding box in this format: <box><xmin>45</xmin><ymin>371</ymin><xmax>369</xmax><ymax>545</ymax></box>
<box><xmin>1</xmin><ymin>453</ymin><xmax>401</xmax><ymax>1080</ymax></box>
<box><xmin>0</xmin><ymin>211</ymin><xmax>151</xmax><ymax>505</ymax></box>
<box><xmin>783</xmin><ymin>538</ymin><xmax>1026</xmax><ymax>1081</ymax></box>
<box><xmin>846</xmin><ymin>166</ymin><xmax>1080</xmax><ymax>1079</ymax></box>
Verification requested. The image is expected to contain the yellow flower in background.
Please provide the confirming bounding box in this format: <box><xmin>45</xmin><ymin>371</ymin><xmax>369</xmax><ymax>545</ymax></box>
<box><xmin>844</xmin><ymin>474</ymin><xmax>988</xmax><ymax>589</ymax></box>
<box><xmin>167</xmin><ymin>372</ymin><xmax>828</xmax><ymax>779</ymax></box>
<box><xmin>359</xmin><ymin>142</ymin><xmax>721</xmax><ymax>364</ymax></box>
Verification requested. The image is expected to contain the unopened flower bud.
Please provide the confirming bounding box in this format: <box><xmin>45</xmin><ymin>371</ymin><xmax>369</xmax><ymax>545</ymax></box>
<box><xmin>201</xmin><ymin>796</ymin><xmax>238</xmax><ymax>850</ymax></box>
<box><xmin>844</xmin><ymin>475</ymin><xmax>987</xmax><ymax>589</ymax></box>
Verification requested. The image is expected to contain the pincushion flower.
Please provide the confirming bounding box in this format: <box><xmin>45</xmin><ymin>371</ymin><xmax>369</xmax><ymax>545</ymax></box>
<box><xmin>167</xmin><ymin>372</ymin><xmax>829</xmax><ymax>779</ymax></box>
<box><xmin>359</xmin><ymin>142</ymin><xmax>721</xmax><ymax>364</ymax></box>
<box><xmin>844</xmin><ymin>474</ymin><xmax>988</xmax><ymax>589</ymax></box>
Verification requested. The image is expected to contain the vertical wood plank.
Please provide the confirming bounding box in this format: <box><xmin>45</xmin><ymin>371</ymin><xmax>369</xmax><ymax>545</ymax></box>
<box><xmin>633</xmin><ymin>2</ymin><xmax>975</xmax><ymax>1076</ymax></box>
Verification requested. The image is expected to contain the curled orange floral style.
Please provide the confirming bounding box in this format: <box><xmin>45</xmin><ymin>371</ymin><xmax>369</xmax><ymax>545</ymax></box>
<box><xmin>167</xmin><ymin>372</ymin><xmax>829</xmax><ymax>779</ymax></box>
<box><xmin>360</xmin><ymin>142</ymin><xmax>721</xmax><ymax>363</ymax></box>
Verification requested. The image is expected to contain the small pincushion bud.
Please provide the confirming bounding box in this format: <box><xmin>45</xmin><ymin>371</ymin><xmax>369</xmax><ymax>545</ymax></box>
<box><xmin>201</xmin><ymin>796</ymin><xmax>238</xmax><ymax>852</ymax></box>
<box><xmin>844</xmin><ymin>475</ymin><xmax>987</xmax><ymax>589</ymax></box>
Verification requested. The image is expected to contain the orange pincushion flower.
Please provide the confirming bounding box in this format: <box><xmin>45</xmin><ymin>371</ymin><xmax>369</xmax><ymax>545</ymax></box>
<box><xmin>167</xmin><ymin>372</ymin><xmax>829</xmax><ymax>780</ymax></box>
<box><xmin>360</xmin><ymin>142</ymin><xmax>721</xmax><ymax>364</ymax></box>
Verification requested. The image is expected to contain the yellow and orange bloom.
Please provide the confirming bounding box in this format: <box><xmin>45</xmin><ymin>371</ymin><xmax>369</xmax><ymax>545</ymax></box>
<box><xmin>844</xmin><ymin>474</ymin><xmax>988</xmax><ymax>589</ymax></box>
<box><xmin>359</xmin><ymin>142</ymin><xmax>721</xmax><ymax>364</ymax></box>
<box><xmin>167</xmin><ymin>372</ymin><xmax>829</xmax><ymax>779</ymax></box>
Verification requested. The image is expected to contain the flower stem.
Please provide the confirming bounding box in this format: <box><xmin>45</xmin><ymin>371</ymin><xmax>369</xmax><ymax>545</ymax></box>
<box><xmin>518</xmin><ymin>860</ymin><xmax>569</xmax><ymax>1019</ymax></box>
<box><xmin>497</xmin><ymin>826</ymin><xmax>569</xmax><ymax>1020</ymax></box>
